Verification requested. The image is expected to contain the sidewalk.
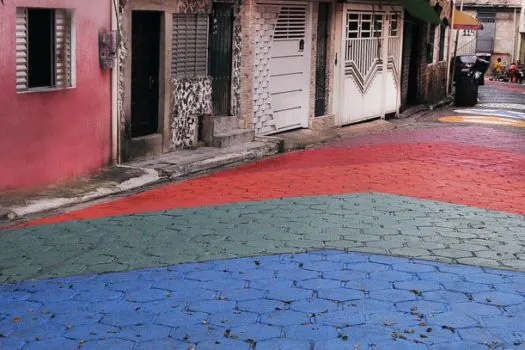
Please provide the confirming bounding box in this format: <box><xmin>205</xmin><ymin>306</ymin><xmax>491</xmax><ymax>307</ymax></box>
<box><xmin>0</xmin><ymin>120</ymin><xmax>394</xmax><ymax>225</ymax></box>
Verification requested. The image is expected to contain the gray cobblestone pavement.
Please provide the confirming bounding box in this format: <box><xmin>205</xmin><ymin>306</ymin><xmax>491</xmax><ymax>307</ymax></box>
<box><xmin>1</xmin><ymin>193</ymin><xmax>524</xmax><ymax>284</ymax></box>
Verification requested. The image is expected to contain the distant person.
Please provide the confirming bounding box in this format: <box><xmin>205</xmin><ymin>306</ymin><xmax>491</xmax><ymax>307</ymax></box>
<box><xmin>509</xmin><ymin>62</ymin><xmax>519</xmax><ymax>83</ymax></box>
<box><xmin>494</xmin><ymin>58</ymin><xmax>504</xmax><ymax>80</ymax></box>
<box><xmin>517</xmin><ymin>60</ymin><xmax>524</xmax><ymax>84</ymax></box>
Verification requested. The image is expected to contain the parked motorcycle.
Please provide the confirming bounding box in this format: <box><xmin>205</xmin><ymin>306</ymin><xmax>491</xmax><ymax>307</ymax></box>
<box><xmin>451</xmin><ymin>55</ymin><xmax>483</xmax><ymax>107</ymax></box>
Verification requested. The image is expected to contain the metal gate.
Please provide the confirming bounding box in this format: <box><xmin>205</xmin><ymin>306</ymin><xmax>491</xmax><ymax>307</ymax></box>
<box><xmin>476</xmin><ymin>13</ymin><xmax>495</xmax><ymax>53</ymax></box>
<box><xmin>209</xmin><ymin>3</ymin><xmax>233</xmax><ymax>116</ymax></box>
<box><xmin>269</xmin><ymin>4</ymin><xmax>311</xmax><ymax>132</ymax></box>
<box><xmin>315</xmin><ymin>3</ymin><xmax>329</xmax><ymax>117</ymax></box>
<box><xmin>339</xmin><ymin>6</ymin><xmax>402</xmax><ymax>125</ymax></box>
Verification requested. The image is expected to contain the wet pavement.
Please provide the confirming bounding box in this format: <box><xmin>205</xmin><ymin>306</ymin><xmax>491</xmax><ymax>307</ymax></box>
<box><xmin>1</xmin><ymin>84</ymin><xmax>525</xmax><ymax>349</ymax></box>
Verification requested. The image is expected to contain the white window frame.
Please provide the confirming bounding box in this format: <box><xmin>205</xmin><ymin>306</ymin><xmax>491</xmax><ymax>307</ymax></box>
<box><xmin>16</xmin><ymin>7</ymin><xmax>76</xmax><ymax>93</ymax></box>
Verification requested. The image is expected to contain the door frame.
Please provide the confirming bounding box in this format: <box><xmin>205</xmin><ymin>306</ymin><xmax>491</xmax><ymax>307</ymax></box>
<box><xmin>256</xmin><ymin>0</ymin><xmax>313</xmax><ymax>131</ymax></box>
<box><xmin>121</xmin><ymin>1</ymin><xmax>172</xmax><ymax>161</ymax></box>
<box><xmin>131</xmin><ymin>10</ymin><xmax>162</xmax><ymax>138</ymax></box>
<box><xmin>335</xmin><ymin>3</ymin><xmax>403</xmax><ymax>126</ymax></box>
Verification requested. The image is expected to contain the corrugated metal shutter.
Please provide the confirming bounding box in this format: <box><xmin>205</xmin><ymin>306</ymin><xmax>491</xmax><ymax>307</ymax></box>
<box><xmin>55</xmin><ymin>9</ymin><xmax>72</xmax><ymax>88</ymax></box>
<box><xmin>16</xmin><ymin>8</ymin><xmax>28</xmax><ymax>91</ymax></box>
<box><xmin>172</xmin><ymin>14</ymin><xmax>208</xmax><ymax>77</ymax></box>
<box><xmin>274</xmin><ymin>6</ymin><xmax>307</xmax><ymax>39</ymax></box>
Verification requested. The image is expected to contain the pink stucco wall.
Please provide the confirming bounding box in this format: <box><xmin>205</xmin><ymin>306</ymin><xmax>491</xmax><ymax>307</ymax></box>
<box><xmin>0</xmin><ymin>0</ymin><xmax>112</xmax><ymax>191</ymax></box>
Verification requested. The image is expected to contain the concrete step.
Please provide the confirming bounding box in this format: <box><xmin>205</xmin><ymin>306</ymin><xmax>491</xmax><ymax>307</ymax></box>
<box><xmin>212</xmin><ymin>129</ymin><xmax>255</xmax><ymax>148</ymax></box>
<box><xmin>213</xmin><ymin>115</ymin><xmax>243</xmax><ymax>135</ymax></box>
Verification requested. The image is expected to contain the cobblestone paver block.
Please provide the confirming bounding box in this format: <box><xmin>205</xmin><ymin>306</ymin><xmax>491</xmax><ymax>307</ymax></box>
<box><xmin>1</xmin><ymin>251</ymin><xmax>525</xmax><ymax>349</ymax></box>
<box><xmin>2</xmin><ymin>193</ymin><xmax>525</xmax><ymax>283</ymax></box>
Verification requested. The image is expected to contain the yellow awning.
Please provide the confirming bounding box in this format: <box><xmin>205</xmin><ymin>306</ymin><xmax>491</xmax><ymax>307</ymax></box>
<box><xmin>453</xmin><ymin>10</ymin><xmax>483</xmax><ymax>30</ymax></box>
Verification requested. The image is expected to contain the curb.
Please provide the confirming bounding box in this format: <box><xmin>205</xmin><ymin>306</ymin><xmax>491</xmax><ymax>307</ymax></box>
<box><xmin>2</xmin><ymin>167</ymin><xmax>165</xmax><ymax>224</ymax></box>
<box><xmin>166</xmin><ymin>141</ymin><xmax>281</xmax><ymax>179</ymax></box>
<box><xmin>1</xmin><ymin>141</ymin><xmax>282</xmax><ymax>225</ymax></box>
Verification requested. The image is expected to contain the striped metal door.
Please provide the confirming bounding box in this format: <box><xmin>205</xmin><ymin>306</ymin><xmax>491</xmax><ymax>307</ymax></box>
<box><xmin>269</xmin><ymin>4</ymin><xmax>310</xmax><ymax>132</ymax></box>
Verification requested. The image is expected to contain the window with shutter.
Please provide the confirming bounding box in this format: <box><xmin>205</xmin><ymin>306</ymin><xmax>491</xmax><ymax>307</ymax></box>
<box><xmin>55</xmin><ymin>9</ymin><xmax>72</xmax><ymax>88</ymax></box>
<box><xmin>172</xmin><ymin>14</ymin><xmax>208</xmax><ymax>78</ymax></box>
<box><xmin>15</xmin><ymin>7</ymin><xmax>73</xmax><ymax>92</ymax></box>
<box><xmin>15</xmin><ymin>8</ymin><xmax>29</xmax><ymax>91</ymax></box>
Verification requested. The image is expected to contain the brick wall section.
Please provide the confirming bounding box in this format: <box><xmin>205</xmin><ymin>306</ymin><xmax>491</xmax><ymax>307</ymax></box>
<box><xmin>308</xmin><ymin>3</ymin><xmax>319</xmax><ymax>128</ymax></box>
<box><xmin>423</xmin><ymin>62</ymin><xmax>448</xmax><ymax>104</ymax></box>
<box><xmin>309</xmin><ymin>2</ymin><xmax>336</xmax><ymax>131</ymax></box>
<box><xmin>239</xmin><ymin>0</ymin><xmax>255</xmax><ymax>129</ymax></box>
<box><xmin>400</xmin><ymin>19</ymin><xmax>428</xmax><ymax>109</ymax></box>
<box><xmin>400</xmin><ymin>15</ymin><xmax>413</xmax><ymax>110</ymax></box>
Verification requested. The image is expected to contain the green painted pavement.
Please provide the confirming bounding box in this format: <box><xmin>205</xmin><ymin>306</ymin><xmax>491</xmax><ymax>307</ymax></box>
<box><xmin>1</xmin><ymin>193</ymin><xmax>524</xmax><ymax>283</ymax></box>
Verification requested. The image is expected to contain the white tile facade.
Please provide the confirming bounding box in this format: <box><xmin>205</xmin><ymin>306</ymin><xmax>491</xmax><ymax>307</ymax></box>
<box><xmin>252</xmin><ymin>6</ymin><xmax>279</xmax><ymax>135</ymax></box>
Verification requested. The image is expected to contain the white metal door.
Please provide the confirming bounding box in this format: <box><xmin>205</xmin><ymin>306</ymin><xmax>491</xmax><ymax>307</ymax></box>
<box><xmin>339</xmin><ymin>7</ymin><xmax>402</xmax><ymax>125</ymax></box>
<box><xmin>269</xmin><ymin>4</ymin><xmax>310</xmax><ymax>132</ymax></box>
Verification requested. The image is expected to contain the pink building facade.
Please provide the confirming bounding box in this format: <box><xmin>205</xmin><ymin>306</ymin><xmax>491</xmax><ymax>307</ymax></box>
<box><xmin>0</xmin><ymin>0</ymin><xmax>113</xmax><ymax>191</ymax></box>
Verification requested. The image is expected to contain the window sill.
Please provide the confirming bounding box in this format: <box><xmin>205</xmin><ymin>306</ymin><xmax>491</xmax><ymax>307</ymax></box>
<box><xmin>17</xmin><ymin>86</ymin><xmax>75</xmax><ymax>94</ymax></box>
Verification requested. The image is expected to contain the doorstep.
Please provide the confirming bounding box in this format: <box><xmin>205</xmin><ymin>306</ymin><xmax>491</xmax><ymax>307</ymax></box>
<box><xmin>0</xmin><ymin>139</ymin><xmax>281</xmax><ymax>225</ymax></box>
<box><xmin>128</xmin><ymin>139</ymin><xmax>282</xmax><ymax>179</ymax></box>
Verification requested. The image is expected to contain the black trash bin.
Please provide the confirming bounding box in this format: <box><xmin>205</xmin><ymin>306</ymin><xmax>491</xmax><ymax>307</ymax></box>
<box><xmin>455</xmin><ymin>75</ymin><xmax>479</xmax><ymax>107</ymax></box>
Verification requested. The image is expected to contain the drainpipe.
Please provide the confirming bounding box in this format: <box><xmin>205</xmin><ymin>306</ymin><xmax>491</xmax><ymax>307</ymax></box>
<box><xmin>447</xmin><ymin>0</ymin><xmax>456</xmax><ymax>95</ymax></box>
<box><xmin>111</xmin><ymin>0</ymin><xmax>120</xmax><ymax>164</ymax></box>
<box><xmin>513</xmin><ymin>8</ymin><xmax>517</xmax><ymax>62</ymax></box>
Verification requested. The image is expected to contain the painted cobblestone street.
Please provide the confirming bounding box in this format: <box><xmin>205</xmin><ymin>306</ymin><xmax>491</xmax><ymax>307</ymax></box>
<box><xmin>2</xmin><ymin>251</ymin><xmax>525</xmax><ymax>349</ymax></box>
<box><xmin>2</xmin><ymin>88</ymin><xmax>525</xmax><ymax>349</ymax></box>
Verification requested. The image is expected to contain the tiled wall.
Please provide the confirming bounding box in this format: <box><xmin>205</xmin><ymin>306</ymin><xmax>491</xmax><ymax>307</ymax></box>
<box><xmin>252</xmin><ymin>5</ymin><xmax>280</xmax><ymax>135</ymax></box>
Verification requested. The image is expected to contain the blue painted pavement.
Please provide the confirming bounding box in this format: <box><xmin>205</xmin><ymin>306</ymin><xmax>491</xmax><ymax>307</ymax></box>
<box><xmin>1</xmin><ymin>251</ymin><xmax>525</xmax><ymax>349</ymax></box>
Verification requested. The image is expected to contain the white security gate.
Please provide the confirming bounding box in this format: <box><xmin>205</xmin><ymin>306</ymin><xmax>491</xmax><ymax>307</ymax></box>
<box><xmin>267</xmin><ymin>4</ymin><xmax>311</xmax><ymax>133</ymax></box>
<box><xmin>339</xmin><ymin>6</ymin><xmax>402</xmax><ymax>125</ymax></box>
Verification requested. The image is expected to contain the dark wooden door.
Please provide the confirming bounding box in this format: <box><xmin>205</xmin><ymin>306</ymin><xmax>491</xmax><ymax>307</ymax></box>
<box><xmin>131</xmin><ymin>11</ymin><xmax>161</xmax><ymax>138</ymax></box>
<box><xmin>209</xmin><ymin>3</ymin><xmax>233</xmax><ymax>116</ymax></box>
<box><xmin>315</xmin><ymin>3</ymin><xmax>329</xmax><ymax>117</ymax></box>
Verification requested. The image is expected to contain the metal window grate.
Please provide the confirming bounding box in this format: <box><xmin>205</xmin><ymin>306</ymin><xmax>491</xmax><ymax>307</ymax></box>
<box><xmin>274</xmin><ymin>6</ymin><xmax>307</xmax><ymax>39</ymax></box>
<box><xmin>172</xmin><ymin>14</ymin><xmax>208</xmax><ymax>78</ymax></box>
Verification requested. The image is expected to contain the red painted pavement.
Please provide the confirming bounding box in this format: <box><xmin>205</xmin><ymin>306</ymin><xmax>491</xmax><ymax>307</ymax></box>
<box><xmin>19</xmin><ymin>126</ymin><xmax>525</xmax><ymax>228</ymax></box>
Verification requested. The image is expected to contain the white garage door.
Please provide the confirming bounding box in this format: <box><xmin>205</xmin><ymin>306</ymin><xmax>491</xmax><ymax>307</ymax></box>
<box><xmin>269</xmin><ymin>4</ymin><xmax>310</xmax><ymax>132</ymax></box>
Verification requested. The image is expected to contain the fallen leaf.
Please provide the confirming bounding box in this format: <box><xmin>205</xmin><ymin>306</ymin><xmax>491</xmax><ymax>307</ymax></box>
<box><xmin>410</xmin><ymin>289</ymin><xmax>423</xmax><ymax>297</ymax></box>
<box><xmin>442</xmin><ymin>325</ymin><xmax>456</xmax><ymax>333</ymax></box>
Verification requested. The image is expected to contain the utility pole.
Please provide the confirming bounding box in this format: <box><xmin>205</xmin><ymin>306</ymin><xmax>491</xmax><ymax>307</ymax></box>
<box><xmin>451</xmin><ymin>0</ymin><xmax>465</xmax><ymax>93</ymax></box>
